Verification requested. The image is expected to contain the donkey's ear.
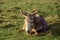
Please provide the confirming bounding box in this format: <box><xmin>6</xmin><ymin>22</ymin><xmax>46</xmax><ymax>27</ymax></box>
<box><xmin>20</xmin><ymin>9</ymin><xmax>28</xmax><ymax>16</ymax></box>
<box><xmin>32</xmin><ymin>10</ymin><xmax>38</xmax><ymax>15</ymax></box>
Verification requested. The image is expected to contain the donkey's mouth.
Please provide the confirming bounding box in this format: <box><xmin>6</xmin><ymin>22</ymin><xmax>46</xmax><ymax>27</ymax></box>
<box><xmin>31</xmin><ymin>31</ymin><xmax>35</xmax><ymax>34</ymax></box>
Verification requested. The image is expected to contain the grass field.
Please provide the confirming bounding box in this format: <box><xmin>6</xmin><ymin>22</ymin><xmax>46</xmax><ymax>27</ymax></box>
<box><xmin>0</xmin><ymin>0</ymin><xmax>60</xmax><ymax>40</ymax></box>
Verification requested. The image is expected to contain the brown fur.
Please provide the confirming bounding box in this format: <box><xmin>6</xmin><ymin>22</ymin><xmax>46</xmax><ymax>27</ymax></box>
<box><xmin>19</xmin><ymin>9</ymin><xmax>48</xmax><ymax>35</ymax></box>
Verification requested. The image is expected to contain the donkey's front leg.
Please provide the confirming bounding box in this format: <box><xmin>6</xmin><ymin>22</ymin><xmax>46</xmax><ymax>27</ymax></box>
<box><xmin>21</xmin><ymin>23</ymin><xmax>26</xmax><ymax>31</ymax></box>
<box><xmin>18</xmin><ymin>24</ymin><xmax>25</xmax><ymax>32</ymax></box>
<box><xmin>22</xmin><ymin>26</ymin><xmax>25</xmax><ymax>31</ymax></box>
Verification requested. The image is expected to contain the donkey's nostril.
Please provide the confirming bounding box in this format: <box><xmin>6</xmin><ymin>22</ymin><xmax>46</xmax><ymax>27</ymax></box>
<box><xmin>27</xmin><ymin>31</ymin><xmax>30</xmax><ymax>33</ymax></box>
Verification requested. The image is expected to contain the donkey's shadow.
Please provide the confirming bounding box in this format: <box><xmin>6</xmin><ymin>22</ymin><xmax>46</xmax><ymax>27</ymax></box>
<box><xmin>48</xmin><ymin>22</ymin><xmax>60</xmax><ymax>36</ymax></box>
<box><xmin>36</xmin><ymin>22</ymin><xmax>60</xmax><ymax>37</ymax></box>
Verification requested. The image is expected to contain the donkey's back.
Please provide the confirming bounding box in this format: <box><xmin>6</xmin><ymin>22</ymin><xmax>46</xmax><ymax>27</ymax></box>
<box><xmin>34</xmin><ymin>15</ymin><xmax>48</xmax><ymax>33</ymax></box>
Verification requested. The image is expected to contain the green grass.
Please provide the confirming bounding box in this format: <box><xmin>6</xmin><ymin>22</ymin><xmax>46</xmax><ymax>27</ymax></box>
<box><xmin>0</xmin><ymin>0</ymin><xmax>60</xmax><ymax>40</ymax></box>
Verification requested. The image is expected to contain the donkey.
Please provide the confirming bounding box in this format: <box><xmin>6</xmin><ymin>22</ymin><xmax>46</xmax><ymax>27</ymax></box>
<box><xmin>19</xmin><ymin>9</ymin><xmax>48</xmax><ymax>34</ymax></box>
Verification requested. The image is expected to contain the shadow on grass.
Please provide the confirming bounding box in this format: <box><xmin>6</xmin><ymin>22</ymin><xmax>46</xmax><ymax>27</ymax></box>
<box><xmin>0</xmin><ymin>9</ymin><xmax>3</xmax><ymax>13</ymax></box>
<box><xmin>0</xmin><ymin>20</ymin><xmax>4</xmax><ymax>23</ymax></box>
<box><xmin>2</xmin><ymin>24</ymin><xmax>16</xmax><ymax>29</ymax></box>
<box><xmin>7</xmin><ymin>7</ymin><xmax>21</xmax><ymax>12</ymax></box>
<box><xmin>11</xmin><ymin>15</ymin><xmax>19</xmax><ymax>19</ymax></box>
<box><xmin>48</xmin><ymin>22</ymin><xmax>60</xmax><ymax>36</ymax></box>
<box><xmin>35</xmin><ymin>22</ymin><xmax>60</xmax><ymax>37</ymax></box>
<box><xmin>12</xmin><ymin>7</ymin><xmax>21</xmax><ymax>10</ymax></box>
<box><xmin>0</xmin><ymin>2</ymin><xmax>4</xmax><ymax>4</ymax></box>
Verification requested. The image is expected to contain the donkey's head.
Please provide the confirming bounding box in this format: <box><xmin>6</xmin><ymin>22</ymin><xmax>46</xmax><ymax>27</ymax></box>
<box><xmin>20</xmin><ymin>9</ymin><xmax>38</xmax><ymax>33</ymax></box>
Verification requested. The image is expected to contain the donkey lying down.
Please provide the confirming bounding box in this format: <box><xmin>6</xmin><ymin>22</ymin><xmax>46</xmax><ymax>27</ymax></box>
<box><xmin>19</xmin><ymin>10</ymin><xmax>48</xmax><ymax>34</ymax></box>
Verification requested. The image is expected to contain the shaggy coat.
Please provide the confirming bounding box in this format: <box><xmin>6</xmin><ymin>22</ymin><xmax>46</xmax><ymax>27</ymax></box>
<box><xmin>19</xmin><ymin>9</ymin><xmax>48</xmax><ymax>34</ymax></box>
<box><xmin>34</xmin><ymin>15</ymin><xmax>48</xmax><ymax>33</ymax></box>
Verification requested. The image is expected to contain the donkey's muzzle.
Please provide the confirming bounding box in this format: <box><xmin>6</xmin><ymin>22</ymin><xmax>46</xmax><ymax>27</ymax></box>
<box><xmin>27</xmin><ymin>31</ymin><xmax>30</xmax><ymax>33</ymax></box>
